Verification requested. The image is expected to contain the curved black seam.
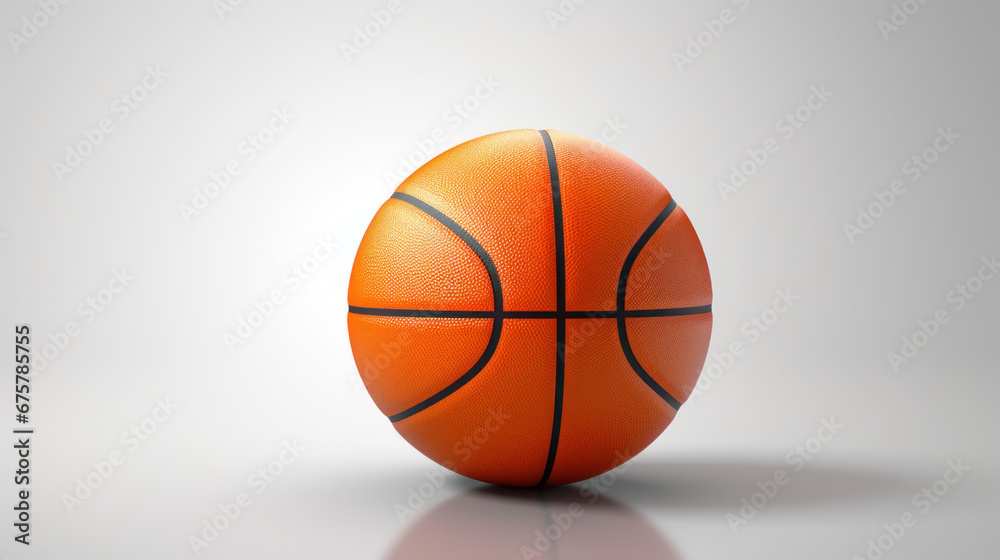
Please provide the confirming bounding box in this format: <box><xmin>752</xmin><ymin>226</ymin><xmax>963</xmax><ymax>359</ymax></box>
<box><xmin>538</xmin><ymin>130</ymin><xmax>564</xmax><ymax>487</ymax></box>
<box><xmin>348</xmin><ymin>305</ymin><xmax>712</xmax><ymax>319</ymax></box>
<box><xmin>617</xmin><ymin>199</ymin><xmax>685</xmax><ymax>410</ymax></box>
<box><xmin>386</xmin><ymin>192</ymin><xmax>503</xmax><ymax>423</ymax></box>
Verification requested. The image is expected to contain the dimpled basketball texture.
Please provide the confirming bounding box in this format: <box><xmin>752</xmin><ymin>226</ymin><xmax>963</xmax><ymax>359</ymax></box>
<box><xmin>348</xmin><ymin>129</ymin><xmax>712</xmax><ymax>487</ymax></box>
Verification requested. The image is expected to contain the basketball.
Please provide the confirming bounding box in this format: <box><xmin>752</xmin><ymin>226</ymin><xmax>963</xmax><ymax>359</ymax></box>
<box><xmin>348</xmin><ymin>129</ymin><xmax>712</xmax><ymax>487</ymax></box>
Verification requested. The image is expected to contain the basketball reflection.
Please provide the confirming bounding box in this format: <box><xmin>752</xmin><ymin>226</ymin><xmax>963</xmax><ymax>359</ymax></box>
<box><xmin>385</xmin><ymin>485</ymin><xmax>681</xmax><ymax>560</ymax></box>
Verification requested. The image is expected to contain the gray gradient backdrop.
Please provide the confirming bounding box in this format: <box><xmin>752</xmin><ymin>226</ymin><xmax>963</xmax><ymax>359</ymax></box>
<box><xmin>2</xmin><ymin>0</ymin><xmax>998</xmax><ymax>558</ymax></box>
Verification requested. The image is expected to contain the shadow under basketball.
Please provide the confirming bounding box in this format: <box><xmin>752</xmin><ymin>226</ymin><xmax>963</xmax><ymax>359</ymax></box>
<box><xmin>603</xmin><ymin>459</ymin><xmax>910</xmax><ymax>511</ymax></box>
<box><xmin>384</xmin><ymin>485</ymin><xmax>682</xmax><ymax>560</ymax></box>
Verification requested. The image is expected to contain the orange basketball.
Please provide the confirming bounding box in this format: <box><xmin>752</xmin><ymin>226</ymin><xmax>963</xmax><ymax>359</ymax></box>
<box><xmin>348</xmin><ymin>129</ymin><xmax>712</xmax><ymax>487</ymax></box>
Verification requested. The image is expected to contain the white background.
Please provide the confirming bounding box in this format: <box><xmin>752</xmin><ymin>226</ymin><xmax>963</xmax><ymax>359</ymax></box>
<box><xmin>1</xmin><ymin>0</ymin><xmax>998</xmax><ymax>558</ymax></box>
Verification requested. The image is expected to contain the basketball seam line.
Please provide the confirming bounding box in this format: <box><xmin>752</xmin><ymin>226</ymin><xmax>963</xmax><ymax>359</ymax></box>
<box><xmin>384</xmin><ymin>192</ymin><xmax>504</xmax><ymax>423</ymax></box>
<box><xmin>617</xmin><ymin>199</ymin><xmax>685</xmax><ymax>410</ymax></box>
<box><xmin>538</xmin><ymin>129</ymin><xmax>564</xmax><ymax>488</ymax></box>
<box><xmin>347</xmin><ymin>305</ymin><xmax>712</xmax><ymax>319</ymax></box>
